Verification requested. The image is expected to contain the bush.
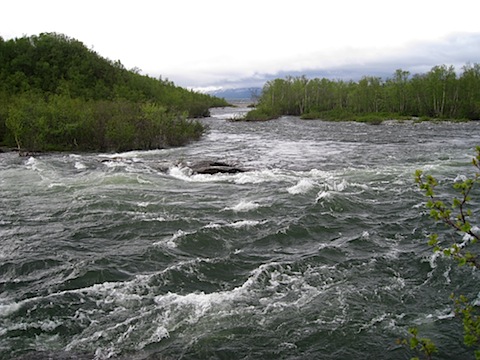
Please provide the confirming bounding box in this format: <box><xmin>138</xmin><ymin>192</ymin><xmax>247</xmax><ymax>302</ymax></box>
<box><xmin>243</xmin><ymin>108</ymin><xmax>279</xmax><ymax>121</ymax></box>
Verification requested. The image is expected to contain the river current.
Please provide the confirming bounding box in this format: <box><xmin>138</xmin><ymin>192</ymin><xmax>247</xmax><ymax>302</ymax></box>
<box><xmin>1</xmin><ymin>106</ymin><xmax>480</xmax><ymax>359</ymax></box>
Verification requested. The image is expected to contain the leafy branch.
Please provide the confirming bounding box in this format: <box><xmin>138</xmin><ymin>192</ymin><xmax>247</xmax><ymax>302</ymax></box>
<box><xmin>407</xmin><ymin>146</ymin><xmax>480</xmax><ymax>359</ymax></box>
<box><xmin>399</xmin><ymin>327</ymin><xmax>438</xmax><ymax>360</ymax></box>
<box><xmin>414</xmin><ymin>146</ymin><xmax>480</xmax><ymax>268</ymax></box>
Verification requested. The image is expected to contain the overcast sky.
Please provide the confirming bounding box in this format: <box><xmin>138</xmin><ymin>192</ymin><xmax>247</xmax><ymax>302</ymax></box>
<box><xmin>2</xmin><ymin>0</ymin><xmax>480</xmax><ymax>90</ymax></box>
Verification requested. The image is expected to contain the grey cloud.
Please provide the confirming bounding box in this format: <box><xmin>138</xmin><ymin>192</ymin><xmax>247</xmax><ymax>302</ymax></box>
<box><xmin>195</xmin><ymin>32</ymin><xmax>480</xmax><ymax>90</ymax></box>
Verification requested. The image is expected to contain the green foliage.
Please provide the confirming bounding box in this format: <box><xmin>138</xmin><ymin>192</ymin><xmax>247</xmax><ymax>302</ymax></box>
<box><xmin>0</xmin><ymin>33</ymin><xmax>228</xmax><ymax>152</ymax></box>
<box><xmin>242</xmin><ymin>107</ymin><xmax>279</xmax><ymax>121</ymax></box>
<box><xmin>247</xmin><ymin>64</ymin><xmax>480</xmax><ymax>121</ymax></box>
<box><xmin>400</xmin><ymin>327</ymin><xmax>438</xmax><ymax>360</ymax></box>
<box><xmin>453</xmin><ymin>294</ymin><xmax>480</xmax><ymax>358</ymax></box>
<box><xmin>409</xmin><ymin>147</ymin><xmax>480</xmax><ymax>359</ymax></box>
<box><xmin>414</xmin><ymin>150</ymin><xmax>480</xmax><ymax>268</ymax></box>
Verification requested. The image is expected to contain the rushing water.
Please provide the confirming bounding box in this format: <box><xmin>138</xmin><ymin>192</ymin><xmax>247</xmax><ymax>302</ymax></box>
<box><xmin>1</xmin><ymin>106</ymin><xmax>480</xmax><ymax>359</ymax></box>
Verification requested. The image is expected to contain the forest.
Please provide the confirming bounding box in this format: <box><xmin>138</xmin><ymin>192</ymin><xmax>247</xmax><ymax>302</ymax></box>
<box><xmin>246</xmin><ymin>64</ymin><xmax>480</xmax><ymax>123</ymax></box>
<box><xmin>0</xmin><ymin>33</ymin><xmax>228</xmax><ymax>152</ymax></box>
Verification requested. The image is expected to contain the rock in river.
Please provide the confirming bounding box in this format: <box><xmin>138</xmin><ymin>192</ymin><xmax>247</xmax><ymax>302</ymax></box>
<box><xmin>189</xmin><ymin>161</ymin><xmax>246</xmax><ymax>175</ymax></box>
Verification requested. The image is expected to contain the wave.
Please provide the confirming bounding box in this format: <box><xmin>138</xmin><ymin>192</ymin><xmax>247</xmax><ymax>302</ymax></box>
<box><xmin>287</xmin><ymin>178</ymin><xmax>317</xmax><ymax>194</ymax></box>
<box><xmin>74</xmin><ymin>161</ymin><xmax>87</xmax><ymax>170</ymax></box>
<box><xmin>152</xmin><ymin>229</ymin><xmax>194</xmax><ymax>248</ymax></box>
<box><xmin>204</xmin><ymin>219</ymin><xmax>266</xmax><ymax>229</ymax></box>
<box><xmin>223</xmin><ymin>200</ymin><xmax>261</xmax><ymax>212</ymax></box>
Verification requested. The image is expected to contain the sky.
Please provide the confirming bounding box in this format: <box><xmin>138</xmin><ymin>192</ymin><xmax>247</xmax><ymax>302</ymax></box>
<box><xmin>2</xmin><ymin>0</ymin><xmax>480</xmax><ymax>91</ymax></box>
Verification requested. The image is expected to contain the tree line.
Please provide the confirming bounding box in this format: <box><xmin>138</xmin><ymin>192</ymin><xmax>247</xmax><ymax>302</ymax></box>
<box><xmin>246</xmin><ymin>65</ymin><xmax>480</xmax><ymax>122</ymax></box>
<box><xmin>0</xmin><ymin>33</ymin><xmax>228</xmax><ymax>152</ymax></box>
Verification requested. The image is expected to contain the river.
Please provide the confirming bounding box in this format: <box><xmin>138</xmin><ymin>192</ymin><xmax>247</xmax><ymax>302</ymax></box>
<box><xmin>1</xmin><ymin>106</ymin><xmax>480</xmax><ymax>359</ymax></box>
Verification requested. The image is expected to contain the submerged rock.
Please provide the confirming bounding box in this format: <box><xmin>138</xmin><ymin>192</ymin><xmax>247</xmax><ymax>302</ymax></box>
<box><xmin>189</xmin><ymin>161</ymin><xmax>246</xmax><ymax>175</ymax></box>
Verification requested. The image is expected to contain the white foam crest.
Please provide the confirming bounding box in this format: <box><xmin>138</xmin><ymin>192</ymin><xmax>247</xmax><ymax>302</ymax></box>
<box><xmin>211</xmin><ymin>112</ymin><xmax>247</xmax><ymax>120</ymax></box>
<box><xmin>224</xmin><ymin>200</ymin><xmax>260</xmax><ymax>212</ymax></box>
<box><xmin>204</xmin><ymin>219</ymin><xmax>265</xmax><ymax>230</ymax></box>
<box><xmin>454</xmin><ymin>174</ymin><xmax>468</xmax><ymax>182</ymax></box>
<box><xmin>150</xmin><ymin>262</ymin><xmax>282</xmax><ymax>322</ymax></box>
<box><xmin>361</xmin><ymin>231</ymin><xmax>370</xmax><ymax>239</ymax></box>
<box><xmin>25</xmin><ymin>156</ymin><xmax>37</xmax><ymax>167</ymax></box>
<box><xmin>350</xmin><ymin>182</ymin><xmax>370</xmax><ymax>191</ymax></box>
<box><xmin>24</xmin><ymin>156</ymin><xmax>45</xmax><ymax>174</ymax></box>
<box><xmin>287</xmin><ymin>178</ymin><xmax>316</xmax><ymax>195</ymax></box>
<box><xmin>136</xmin><ymin>175</ymin><xmax>152</xmax><ymax>184</ymax></box>
<box><xmin>137</xmin><ymin>326</ymin><xmax>170</xmax><ymax>349</ymax></box>
<box><xmin>314</xmin><ymin>178</ymin><xmax>353</xmax><ymax>203</ymax></box>
<box><xmin>169</xmin><ymin>166</ymin><xmax>306</xmax><ymax>185</ymax></box>
<box><xmin>358</xmin><ymin>313</ymin><xmax>390</xmax><ymax>332</ymax></box>
<box><xmin>102</xmin><ymin>160</ymin><xmax>129</xmax><ymax>168</ymax></box>
<box><xmin>233</xmin><ymin>169</ymin><xmax>295</xmax><ymax>185</ymax></box>
<box><xmin>167</xmin><ymin>166</ymin><xmax>194</xmax><ymax>181</ymax></box>
<box><xmin>326</xmin><ymin>179</ymin><xmax>349</xmax><ymax>192</ymax></box>
<box><xmin>229</xmin><ymin>220</ymin><xmax>264</xmax><ymax>228</ymax></box>
<box><xmin>0</xmin><ymin>272</ymin><xmax>156</xmax><ymax>320</ymax></box>
<box><xmin>315</xmin><ymin>191</ymin><xmax>331</xmax><ymax>203</ymax></box>
<box><xmin>259</xmin><ymin>268</ymin><xmax>321</xmax><ymax>312</ymax></box>
<box><xmin>74</xmin><ymin>161</ymin><xmax>87</xmax><ymax>170</ymax></box>
<box><xmin>204</xmin><ymin>222</ymin><xmax>223</xmax><ymax>229</ymax></box>
<box><xmin>47</xmin><ymin>182</ymin><xmax>65</xmax><ymax>189</ymax></box>
<box><xmin>0</xmin><ymin>302</ymin><xmax>22</xmax><ymax>317</ymax></box>
<box><xmin>153</xmin><ymin>289</ymin><xmax>241</xmax><ymax>322</ymax></box>
<box><xmin>307</xmin><ymin>168</ymin><xmax>331</xmax><ymax>178</ymax></box>
<box><xmin>99</xmin><ymin>150</ymin><xmax>151</xmax><ymax>159</ymax></box>
<box><xmin>142</xmin><ymin>216</ymin><xmax>167</xmax><ymax>222</ymax></box>
<box><xmin>153</xmin><ymin>229</ymin><xmax>194</xmax><ymax>248</ymax></box>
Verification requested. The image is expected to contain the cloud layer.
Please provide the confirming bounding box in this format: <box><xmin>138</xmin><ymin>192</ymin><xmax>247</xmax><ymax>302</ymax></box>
<box><xmin>183</xmin><ymin>32</ymin><xmax>480</xmax><ymax>90</ymax></box>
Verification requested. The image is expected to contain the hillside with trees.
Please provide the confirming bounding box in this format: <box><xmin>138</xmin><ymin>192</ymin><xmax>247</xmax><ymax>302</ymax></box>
<box><xmin>0</xmin><ymin>33</ymin><xmax>228</xmax><ymax>152</ymax></box>
<box><xmin>245</xmin><ymin>65</ymin><xmax>480</xmax><ymax>123</ymax></box>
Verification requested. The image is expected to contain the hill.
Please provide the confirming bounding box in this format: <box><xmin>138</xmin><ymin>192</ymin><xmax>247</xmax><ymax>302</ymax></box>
<box><xmin>0</xmin><ymin>33</ymin><xmax>229</xmax><ymax>152</ymax></box>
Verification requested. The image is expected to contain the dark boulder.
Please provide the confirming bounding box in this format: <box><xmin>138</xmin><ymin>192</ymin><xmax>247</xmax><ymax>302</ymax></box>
<box><xmin>189</xmin><ymin>161</ymin><xmax>246</xmax><ymax>175</ymax></box>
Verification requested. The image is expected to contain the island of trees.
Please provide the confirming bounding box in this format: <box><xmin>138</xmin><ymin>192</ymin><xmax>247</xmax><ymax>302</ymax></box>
<box><xmin>0</xmin><ymin>33</ymin><xmax>229</xmax><ymax>152</ymax></box>
<box><xmin>245</xmin><ymin>64</ymin><xmax>480</xmax><ymax>123</ymax></box>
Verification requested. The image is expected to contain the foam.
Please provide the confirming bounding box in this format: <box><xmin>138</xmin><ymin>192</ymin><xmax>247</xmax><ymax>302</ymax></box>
<box><xmin>327</xmin><ymin>179</ymin><xmax>348</xmax><ymax>192</ymax></box>
<box><xmin>315</xmin><ymin>191</ymin><xmax>331</xmax><ymax>203</ymax></box>
<box><xmin>153</xmin><ymin>229</ymin><xmax>193</xmax><ymax>248</ymax></box>
<box><xmin>229</xmin><ymin>220</ymin><xmax>263</xmax><ymax>228</ymax></box>
<box><xmin>74</xmin><ymin>161</ymin><xmax>87</xmax><ymax>170</ymax></box>
<box><xmin>233</xmin><ymin>169</ymin><xmax>295</xmax><ymax>185</ymax></box>
<box><xmin>224</xmin><ymin>200</ymin><xmax>260</xmax><ymax>212</ymax></box>
<box><xmin>287</xmin><ymin>178</ymin><xmax>316</xmax><ymax>195</ymax></box>
<box><xmin>25</xmin><ymin>156</ymin><xmax>37</xmax><ymax>167</ymax></box>
<box><xmin>0</xmin><ymin>302</ymin><xmax>22</xmax><ymax>317</ymax></box>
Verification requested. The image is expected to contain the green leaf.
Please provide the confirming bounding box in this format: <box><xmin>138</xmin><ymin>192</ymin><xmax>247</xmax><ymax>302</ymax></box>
<box><xmin>428</xmin><ymin>234</ymin><xmax>439</xmax><ymax>246</ymax></box>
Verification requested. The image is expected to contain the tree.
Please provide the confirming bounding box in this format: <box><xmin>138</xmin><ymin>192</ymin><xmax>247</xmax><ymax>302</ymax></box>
<box><xmin>245</xmin><ymin>64</ymin><xmax>480</xmax><ymax>121</ymax></box>
<box><xmin>385</xmin><ymin>69</ymin><xmax>410</xmax><ymax>114</ymax></box>
<box><xmin>459</xmin><ymin>63</ymin><xmax>480</xmax><ymax>119</ymax></box>
<box><xmin>1</xmin><ymin>33</ymin><xmax>228</xmax><ymax>151</ymax></box>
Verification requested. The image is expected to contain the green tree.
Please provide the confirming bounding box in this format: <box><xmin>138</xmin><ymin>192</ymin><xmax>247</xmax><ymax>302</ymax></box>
<box><xmin>5</xmin><ymin>91</ymin><xmax>46</xmax><ymax>151</ymax></box>
<box><xmin>1</xmin><ymin>33</ymin><xmax>228</xmax><ymax>152</ymax></box>
<box><xmin>385</xmin><ymin>69</ymin><xmax>411</xmax><ymax>114</ymax></box>
<box><xmin>246</xmin><ymin>64</ymin><xmax>480</xmax><ymax>121</ymax></box>
<box><xmin>459</xmin><ymin>64</ymin><xmax>480</xmax><ymax>119</ymax></box>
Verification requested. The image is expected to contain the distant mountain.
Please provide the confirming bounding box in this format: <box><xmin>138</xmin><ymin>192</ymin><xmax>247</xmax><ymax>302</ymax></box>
<box><xmin>206</xmin><ymin>87</ymin><xmax>262</xmax><ymax>100</ymax></box>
